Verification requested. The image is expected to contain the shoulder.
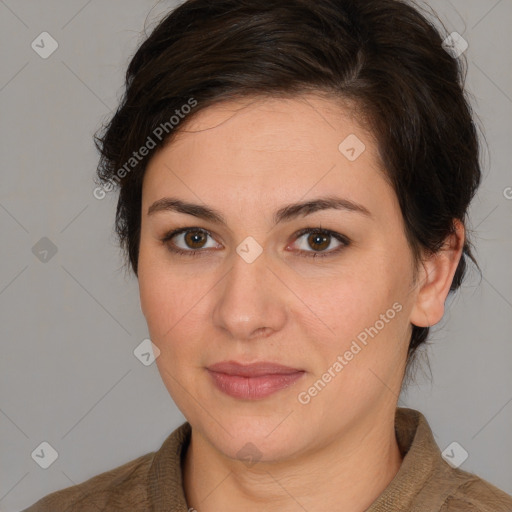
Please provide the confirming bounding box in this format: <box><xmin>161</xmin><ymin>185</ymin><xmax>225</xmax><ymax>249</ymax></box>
<box><xmin>21</xmin><ymin>451</ymin><xmax>155</xmax><ymax>512</ymax></box>
<box><xmin>391</xmin><ymin>408</ymin><xmax>512</xmax><ymax>512</ymax></box>
<box><xmin>439</xmin><ymin>467</ymin><xmax>512</xmax><ymax>512</ymax></box>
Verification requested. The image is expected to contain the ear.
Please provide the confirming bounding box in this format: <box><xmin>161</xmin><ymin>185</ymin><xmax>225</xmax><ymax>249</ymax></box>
<box><xmin>409</xmin><ymin>219</ymin><xmax>465</xmax><ymax>328</ymax></box>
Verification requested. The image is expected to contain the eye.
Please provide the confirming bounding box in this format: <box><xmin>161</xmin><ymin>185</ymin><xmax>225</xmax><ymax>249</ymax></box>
<box><xmin>161</xmin><ymin>226</ymin><xmax>350</xmax><ymax>258</ymax></box>
<box><xmin>161</xmin><ymin>227</ymin><xmax>220</xmax><ymax>257</ymax></box>
<box><xmin>290</xmin><ymin>228</ymin><xmax>350</xmax><ymax>258</ymax></box>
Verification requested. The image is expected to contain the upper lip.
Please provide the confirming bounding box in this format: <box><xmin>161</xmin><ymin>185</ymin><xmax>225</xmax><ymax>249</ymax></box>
<box><xmin>207</xmin><ymin>361</ymin><xmax>303</xmax><ymax>377</ymax></box>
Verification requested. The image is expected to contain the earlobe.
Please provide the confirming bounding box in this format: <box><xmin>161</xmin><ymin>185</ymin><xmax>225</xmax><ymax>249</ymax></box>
<box><xmin>410</xmin><ymin>220</ymin><xmax>465</xmax><ymax>328</ymax></box>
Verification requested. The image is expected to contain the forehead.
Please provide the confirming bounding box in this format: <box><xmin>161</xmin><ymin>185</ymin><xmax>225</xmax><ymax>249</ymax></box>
<box><xmin>168</xmin><ymin>94</ymin><xmax>374</xmax><ymax>155</ymax></box>
<box><xmin>141</xmin><ymin>94</ymin><xmax>396</xmax><ymax>223</ymax></box>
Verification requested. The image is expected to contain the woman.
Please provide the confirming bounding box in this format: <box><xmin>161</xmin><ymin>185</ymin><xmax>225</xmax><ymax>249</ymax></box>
<box><xmin>23</xmin><ymin>0</ymin><xmax>512</xmax><ymax>510</ymax></box>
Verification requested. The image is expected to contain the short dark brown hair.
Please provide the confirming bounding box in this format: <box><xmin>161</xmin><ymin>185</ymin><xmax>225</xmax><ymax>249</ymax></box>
<box><xmin>94</xmin><ymin>0</ymin><xmax>482</xmax><ymax>383</ymax></box>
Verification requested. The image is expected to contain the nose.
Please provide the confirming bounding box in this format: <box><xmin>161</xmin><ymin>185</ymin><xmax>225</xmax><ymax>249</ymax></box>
<box><xmin>211</xmin><ymin>248</ymin><xmax>288</xmax><ymax>342</ymax></box>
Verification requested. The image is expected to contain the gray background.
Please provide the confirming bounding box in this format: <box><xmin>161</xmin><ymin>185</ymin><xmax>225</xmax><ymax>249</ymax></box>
<box><xmin>0</xmin><ymin>1</ymin><xmax>511</xmax><ymax>510</ymax></box>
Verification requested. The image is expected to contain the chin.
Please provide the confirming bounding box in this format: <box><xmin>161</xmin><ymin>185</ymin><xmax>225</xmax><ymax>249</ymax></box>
<box><xmin>194</xmin><ymin>412</ymin><xmax>305</xmax><ymax>464</ymax></box>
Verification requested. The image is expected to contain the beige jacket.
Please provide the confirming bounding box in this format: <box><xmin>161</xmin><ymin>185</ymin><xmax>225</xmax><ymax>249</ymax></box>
<box><xmin>22</xmin><ymin>407</ymin><xmax>512</xmax><ymax>511</ymax></box>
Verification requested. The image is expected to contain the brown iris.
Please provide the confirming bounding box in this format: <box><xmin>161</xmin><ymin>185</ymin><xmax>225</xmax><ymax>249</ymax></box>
<box><xmin>307</xmin><ymin>232</ymin><xmax>330</xmax><ymax>252</ymax></box>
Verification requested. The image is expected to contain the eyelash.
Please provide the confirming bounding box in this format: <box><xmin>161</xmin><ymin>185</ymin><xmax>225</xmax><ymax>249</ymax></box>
<box><xmin>160</xmin><ymin>227</ymin><xmax>351</xmax><ymax>259</ymax></box>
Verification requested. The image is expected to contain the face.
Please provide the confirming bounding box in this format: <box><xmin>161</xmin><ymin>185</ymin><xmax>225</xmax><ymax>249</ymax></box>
<box><xmin>138</xmin><ymin>94</ymin><xmax>423</xmax><ymax>464</ymax></box>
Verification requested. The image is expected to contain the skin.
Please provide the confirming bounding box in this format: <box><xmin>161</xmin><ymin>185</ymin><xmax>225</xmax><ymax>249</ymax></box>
<box><xmin>137</xmin><ymin>94</ymin><xmax>464</xmax><ymax>512</ymax></box>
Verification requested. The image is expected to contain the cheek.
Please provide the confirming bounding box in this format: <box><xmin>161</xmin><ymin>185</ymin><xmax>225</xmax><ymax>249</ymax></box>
<box><xmin>297</xmin><ymin>267</ymin><xmax>389</xmax><ymax>342</ymax></box>
<box><xmin>140</xmin><ymin>273</ymin><xmax>194</xmax><ymax>342</ymax></box>
<box><xmin>138</xmin><ymin>246</ymin><xmax>182</xmax><ymax>342</ymax></box>
<box><xmin>138</xmin><ymin>253</ymin><xmax>210</xmax><ymax>370</ymax></box>
<box><xmin>139</xmin><ymin>265</ymin><xmax>202</xmax><ymax>401</ymax></box>
<box><xmin>138</xmin><ymin>239</ymin><xmax>188</xmax><ymax>327</ymax></box>
<box><xmin>299</xmin><ymin>264</ymin><xmax>408</xmax><ymax>382</ymax></box>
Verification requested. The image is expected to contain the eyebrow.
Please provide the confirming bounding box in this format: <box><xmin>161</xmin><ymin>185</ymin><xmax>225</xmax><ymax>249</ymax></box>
<box><xmin>147</xmin><ymin>195</ymin><xmax>372</xmax><ymax>226</ymax></box>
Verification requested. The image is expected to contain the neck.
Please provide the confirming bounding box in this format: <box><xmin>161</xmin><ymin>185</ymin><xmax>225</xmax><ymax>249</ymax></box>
<box><xmin>183</xmin><ymin>406</ymin><xmax>403</xmax><ymax>512</ymax></box>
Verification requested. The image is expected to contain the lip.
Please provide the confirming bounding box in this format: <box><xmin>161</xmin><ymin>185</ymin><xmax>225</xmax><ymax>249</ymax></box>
<box><xmin>206</xmin><ymin>361</ymin><xmax>305</xmax><ymax>400</ymax></box>
<box><xmin>207</xmin><ymin>360</ymin><xmax>303</xmax><ymax>377</ymax></box>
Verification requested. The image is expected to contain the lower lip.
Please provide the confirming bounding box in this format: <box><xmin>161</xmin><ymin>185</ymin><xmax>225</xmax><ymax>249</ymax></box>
<box><xmin>207</xmin><ymin>369</ymin><xmax>305</xmax><ymax>400</ymax></box>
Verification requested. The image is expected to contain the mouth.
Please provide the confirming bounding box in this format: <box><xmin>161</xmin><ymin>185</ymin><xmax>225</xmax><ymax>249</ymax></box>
<box><xmin>206</xmin><ymin>360</ymin><xmax>305</xmax><ymax>400</ymax></box>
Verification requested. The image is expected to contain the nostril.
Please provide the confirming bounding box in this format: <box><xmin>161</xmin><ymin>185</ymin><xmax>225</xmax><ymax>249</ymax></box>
<box><xmin>250</xmin><ymin>327</ymin><xmax>273</xmax><ymax>339</ymax></box>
